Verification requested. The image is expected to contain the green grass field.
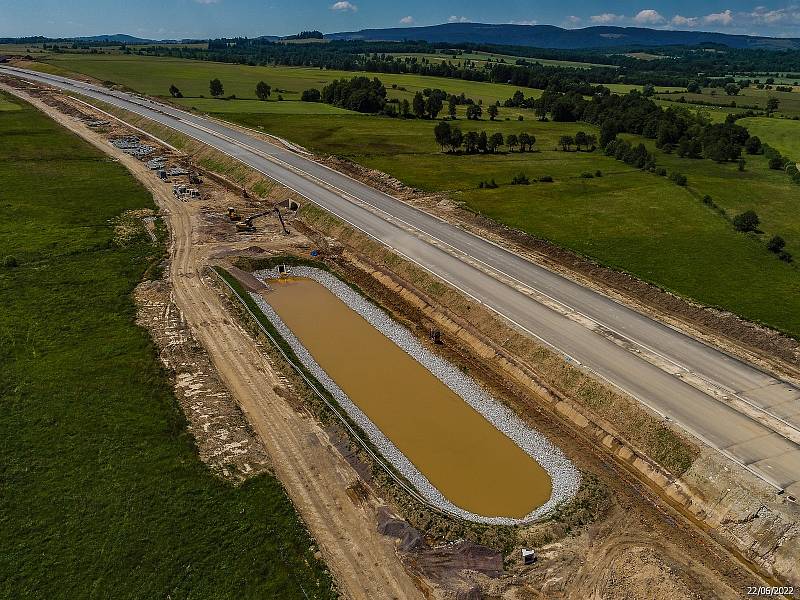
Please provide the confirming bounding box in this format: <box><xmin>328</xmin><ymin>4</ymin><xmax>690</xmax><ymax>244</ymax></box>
<box><xmin>0</xmin><ymin>92</ymin><xmax>336</xmax><ymax>599</ymax></box>
<box><xmin>25</xmin><ymin>52</ymin><xmax>800</xmax><ymax>336</ymax></box>
<box><xmin>30</xmin><ymin>53</ymin><xmax>545</xmax><ymax>107</ymax></box>
<box><xmin>172</xmin><ymin>97</ymin><xmax>356</xmax><ymax>115</ymax></box>
<box><xmin>739</xmin><ymin>117</ymin><xmax>800</xmax><ymax>160</ymax></box>
<box><xmin>385</xmin><ymin>50</ymin><xmax>617</xmax><ymax>70</ymax></box>
<box><xmin>218</xmin><ymin>110</ymin><xmax>800</xmax><ymax>336</ymax></box>
<box><xmin>652</xmin><ymin>99</ymin><xmax>749</xmax><ymax>123</ymax></box>
<box><xmin>656</xmin><ymin>87</ymin><xmax>800</xmax><ymax>117</ymax></box>
<box><xmin>0</xmin><ymin>95</ymin><xmax>22</xmax><ymax>111</ymax></box>
<box><xmin>0</xmin><ymin>43</ymin><xmax>51</xmax><ymax>55</ymax></box>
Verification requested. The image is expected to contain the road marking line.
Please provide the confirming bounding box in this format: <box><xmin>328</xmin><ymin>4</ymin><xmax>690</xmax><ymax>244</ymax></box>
<box><xmin>6</xmin><ymin>66</ymin><xmax>790</xmax><ymax>493</ymax></box>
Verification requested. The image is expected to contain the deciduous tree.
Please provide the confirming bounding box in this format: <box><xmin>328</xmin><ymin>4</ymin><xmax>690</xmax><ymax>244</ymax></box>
<box><xmin>733</xmin><ymin>210</ymin><xmax>760</xmax><ymax>232</ymax></box>
<box><xmin>255</xmin><ymin>81</ymin><xmax>271</xmax><ymax>100</ymax></box>
<box><xmin>413</xmin><ymin>92</ymin><xmax>426</xmax><ymax>118</ymax></box>
<box><xmin>506</xmin><ymin>133</ymin><xmax>518</xmax><ymax>152</ymax></box>
<box><xmin>209</xmin><ymin>78</ymin><xmax>224</xmax><ymax>97</ymax></box>
<box><xmin>488</xmin><ymin>132</ymin><xmax>504</xmax><ymax>153</ymax></box>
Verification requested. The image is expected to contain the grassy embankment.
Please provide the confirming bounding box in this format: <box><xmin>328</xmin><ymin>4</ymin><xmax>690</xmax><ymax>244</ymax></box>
<box><xmin>223</xmin><ymin>111</ymin><xmax>800</xmax><ymax>337</ymax></box>
<box><xmin>0</xmin><ymin>92</ymin><xmax>336</xmax><ymax>599</ymax></box>
<box><xmin>30</xmin><ymin>53</ymin><xmax>800</xmax><ymax>337</ymax></box>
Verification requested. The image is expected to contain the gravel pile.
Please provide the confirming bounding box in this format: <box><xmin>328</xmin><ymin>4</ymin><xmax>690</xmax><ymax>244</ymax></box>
<box><xmin>252</xmin><ymin>267</ymin><xmax>580</xmax><ymax>525</ymax></box>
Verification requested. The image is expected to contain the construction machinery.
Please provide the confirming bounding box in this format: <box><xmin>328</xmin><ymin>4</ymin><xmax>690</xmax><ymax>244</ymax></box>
<box><xmin>227</xmin><ymin>206</ymin><xmax>241</xmax><ymax>221</ymax></box>
<box><xmin>235</xmin><ymin>209</ymin><xmax>271</xmax><ymax>233</ymax></box>
<box><xmin>274</xmin><ymin>206</ymin><xmax>289</xmax><ymax>235</ymax></box>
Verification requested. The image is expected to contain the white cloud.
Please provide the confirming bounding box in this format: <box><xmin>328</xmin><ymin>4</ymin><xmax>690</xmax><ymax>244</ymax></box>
<box><xmin>399</xmin><ymin>15</ymin><xmax>414</xmax><ymax>24</ymax></box>
<box><xmin>747</xmin><ymin>6</ymin><xmax>800</xmax><ymax>24</ymax></box>
<box><xmin>330</xmin><ymin>1</ymin><xmax>357</xmax><ymax>12</ymax></box>
<box><xmin>704</xmin><ymin>9</ymin><xmax>733</xmax><ymax>25</ymax></box>
<box><xmin>564</xmin><ymin>15</ymin><xmax>582</xmax><ymax>27</ymax></box>
<box><xmin>448</xmin><ymin>15</ymin><xmax>469</xmax><ymax>23</ymax></box>
<box><xmin>590</xmin><ymin>13</ymin><xmax>624</xmax><ymax>24</ymax></box>
<box><xmin>671</xmin><ymin>14</ymin><xmax>699</xmax><ymax>27</ymax></box>
<box><xmin>193</xmin><ymin>0</ymin><xmax>220</xmax><ymax>4</ymax></box>
<box><xmin>510</xmin><ymin>19</ymin><xmax>538</xmax><ymax>26</ymax></box>
<box><xmin>634</xmin><ymin>9</ymin><xmax>665</xmax><ymax>24</ymax></box>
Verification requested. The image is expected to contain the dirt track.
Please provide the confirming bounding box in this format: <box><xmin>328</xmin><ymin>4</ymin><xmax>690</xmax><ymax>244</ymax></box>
<box><xmin>2</xmin><ymin>85</ymin><xmax>424</xmax><ymax>600</ymax></box>
<box><xmin>10</xmin><ymin>80</ymin><xmax>796</xmax><ymax>599</ymax></box>
<box><xmin>164</xmin><ymin>188</ymin><xmax>424</xmax><ymax>600</ymax></box>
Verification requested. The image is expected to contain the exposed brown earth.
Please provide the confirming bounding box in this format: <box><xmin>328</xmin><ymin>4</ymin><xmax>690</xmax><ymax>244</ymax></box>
<box><xmin>135</xmin><ymin>276</ymin><xmax>272</xmax><ymax>481</ymax></box>
<box><xmin>4</xmin><ymin>77</ymin><xmax>798</xmax><ymax>599</ymax></box>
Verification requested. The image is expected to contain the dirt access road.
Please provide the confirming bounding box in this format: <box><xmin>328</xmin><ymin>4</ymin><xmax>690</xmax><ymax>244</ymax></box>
<box><xmin>5</xmin><ymin>80</ymin><xmax>786</xmax><ymax>599</ymax></box>
<box><xmin>1</xmin><ymin>84</ymin><xmax>424</xmax><ymax>600</ymax></box>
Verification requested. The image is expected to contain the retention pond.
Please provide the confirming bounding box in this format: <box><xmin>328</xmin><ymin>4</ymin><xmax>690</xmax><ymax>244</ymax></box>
<box><xmin>252</xmin><ymin>267</ymin><xmax>579</xmax><ymax>523</ymax></box>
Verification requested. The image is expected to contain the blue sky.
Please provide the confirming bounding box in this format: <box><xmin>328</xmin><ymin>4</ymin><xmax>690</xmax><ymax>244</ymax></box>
<box><xmin>1</xmin><ymin>0</ymin><xmax>800</xmax><ymax>39</ymax></box>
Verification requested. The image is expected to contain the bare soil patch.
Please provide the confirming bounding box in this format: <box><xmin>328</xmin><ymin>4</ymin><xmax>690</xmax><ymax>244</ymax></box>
<box><xmin>6</xmin><ymin>75</ymin><xmax>794</xmax><ymax>598</ymax></box>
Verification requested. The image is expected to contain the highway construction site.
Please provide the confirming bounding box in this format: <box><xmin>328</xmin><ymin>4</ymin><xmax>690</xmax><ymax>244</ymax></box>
<box><xmin>2</xmin><ymin>70</ymin><xmax>799</xmax><ymax>599</ymax></box>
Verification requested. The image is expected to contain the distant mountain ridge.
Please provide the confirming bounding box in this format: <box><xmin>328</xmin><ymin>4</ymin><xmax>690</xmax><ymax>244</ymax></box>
<box><xmin>74</xmin><ymin>34</ymin><xmax>161</xmax><ymax>44</ymax></box>
<box><xmin>325</xmin><ymin>22</ymin><xmax>800</xmax><ymax>50</ymax></box>
<box><xmin>6</xmin><ymin>23</ymin><xmax>800</xmax><ymax>50</ymax></box>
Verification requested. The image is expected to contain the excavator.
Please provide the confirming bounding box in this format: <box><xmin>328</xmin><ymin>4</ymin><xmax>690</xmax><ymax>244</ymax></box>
<box><xmin>228</xmin><ymin>204</ymin><xmax>290</xmax><ymax>234</ymax></box>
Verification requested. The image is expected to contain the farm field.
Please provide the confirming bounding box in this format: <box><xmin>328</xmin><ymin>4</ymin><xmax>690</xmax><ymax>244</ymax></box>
<box><xmin>604</xmin><ymin>83</ymin><xmax>685</xmax><ymax>94</ymax></box>
<box><xmin>385</xmin><ymin>50</ymin><xmax>616</xmax><ymax>70</ymax></box>
<box><xmin>656</xmin><ymin>87</ymin><xmax>800</xmax><ymax>117</ymax></box>
<box><xmin>0</xmin><ymin>43</ymin><xmax>51</xmax><ymax>54</ymax></box>
<box><xmin>739</xmin><ymin>116</ymin><xmax>800</xmax><ymax>160</ymax></box>
<box><xmin>29</xmin><ymin>53</ymin><xmax>545</xmax><ymax>106</ymax></box>
<box><xmin>621</xmin><ymin>132</ymin><xmax>800</xmax><ymax>252</ymax></box>
<box><xmin>172</xmin><ymin>97</ymin><xmax>355</xmax><ymax>115</ymax></box>
<box><xmin>23</xmin><ymin>52</ymin><xmax>800</xmax><ymax>336</ymax></box>
<box><xmin>652</xmin><ymin>99</ymin><xmax>749</xmax><ymax>122</ymax></box>
<box><xmin>0</xmin><ymin>92</ymin><xmax>335</xmax><ymax>599</ymax></box>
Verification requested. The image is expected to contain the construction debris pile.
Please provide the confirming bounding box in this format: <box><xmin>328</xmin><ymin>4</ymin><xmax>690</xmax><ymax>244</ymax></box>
<box><xmin>172</xmin><ymin>184</ymin><xmax>200</xmax><ymax>201</ymax></box>
<box><xmin>251</xmin><ymin>266</ymin><xmax>581</xmax><ymax>525</ymax></box>
<box><xmin>145</xmin><ymin>157</ymin><xmax>166</xmax><ymax>171</ymax></box>
<box><xmin>111</xmin><ymin>135</ymin><xmax>155</xmax><ymax>157</ymax></box>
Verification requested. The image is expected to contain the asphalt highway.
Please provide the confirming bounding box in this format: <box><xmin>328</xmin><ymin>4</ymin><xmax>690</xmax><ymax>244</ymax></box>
<box><xmin>5</xmin><ymin>65</ymin><xmax>799</xmax><ymax>496</ymax></box>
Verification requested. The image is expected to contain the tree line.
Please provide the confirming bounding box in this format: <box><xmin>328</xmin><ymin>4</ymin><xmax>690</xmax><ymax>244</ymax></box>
<box><xmin>167</xmin><ymin>79</ymin><xmax>274</xmax><ymax>101</ymax></box>
<box><xmin>137</xmin><ymin>37</ymin><xmax>800</xmax><ymax>90</ymax></box>
<box><xmin>433</xmin><ymin>121</ymin><xmax>537</xmax><ymax>154</ymax></box>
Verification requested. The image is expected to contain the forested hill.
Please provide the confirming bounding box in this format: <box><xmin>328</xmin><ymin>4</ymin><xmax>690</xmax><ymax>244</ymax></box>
<box><xmin>326</xmin><ymin>23</ymin><xmax>800</xmax><ymax>50</ymax></box>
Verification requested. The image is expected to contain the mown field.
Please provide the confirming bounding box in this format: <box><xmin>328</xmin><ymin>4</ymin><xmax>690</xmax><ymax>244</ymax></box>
<box><xmin>739</xmin><ymin>116</ymin><xmax>800</xmax><ymax>160</ymax></box>
<box><xmin>656</xmin><ymin>87</ymin><xmax>800</xmax><ymax>117</ymax></box>
<box><xmin>0</xmin><ymin>92</ymin><xmax>336</xmax><ymax>599</ymax></box>
<box><xmin>385</xmin><ymin>50</ymin><xmax>617</xmax><ymax>70</ymax></box>
<box><xmin>29</xmin><ymin>53</ymin><xmax>547</xmax><ymax>107</ymax></box>
<box><xmin>23</xmin><ymin>53</ymin><xmax>800</xmax><ymax>337</ymax></box>
<box><xmin>652</xmin><ymin>99</ymin><xmax>751</xmax><ymax>123</ymax></box>
<box><xmin>0</xmin><ymin>95</ymin><xmax>22</xmax><ymax>111</ymax></box>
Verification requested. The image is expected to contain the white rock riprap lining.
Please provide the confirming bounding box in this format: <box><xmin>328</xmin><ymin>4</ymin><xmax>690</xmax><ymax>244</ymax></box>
<box><xmin>251</xmin><ymin>266</ymin><xmax>581</xmax><ymax>525</ymax></box>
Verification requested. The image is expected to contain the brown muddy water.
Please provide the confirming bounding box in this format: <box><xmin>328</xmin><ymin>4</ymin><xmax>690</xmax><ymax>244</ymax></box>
<box><xmin>261</xmin><ymin>277</ymin><xmax>552</xmax><ymax>518</ymax></box>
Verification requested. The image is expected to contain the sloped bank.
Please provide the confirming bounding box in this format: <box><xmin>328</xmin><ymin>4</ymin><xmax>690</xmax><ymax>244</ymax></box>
<box><xmin>251</xmin><ymin>266</ymin><xmax>581</xmax><ymax>525</ymax></box>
